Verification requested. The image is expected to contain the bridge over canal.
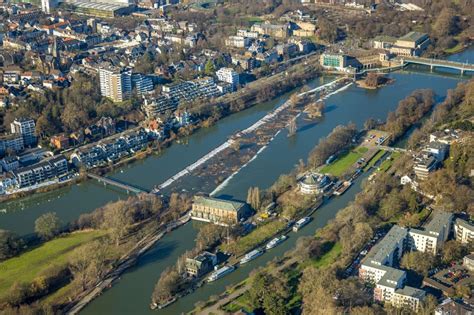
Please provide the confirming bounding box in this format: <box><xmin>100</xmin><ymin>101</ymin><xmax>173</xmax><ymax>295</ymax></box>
<box><xmin>87</xmin><ymin>173</ymin><xmax>149</xmax><ymax>194</ymax></box>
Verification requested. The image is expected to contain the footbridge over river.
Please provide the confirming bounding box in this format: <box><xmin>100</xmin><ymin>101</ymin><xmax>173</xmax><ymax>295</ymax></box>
<box><xmin>87</xmin><ymin>173</ymin><xmax>149</xmax><ymax>194</ymax></box>
<box><xmin>397</xmin><ymin>56</ymin><xmax>474</xmax><ymax>74</ymax></box>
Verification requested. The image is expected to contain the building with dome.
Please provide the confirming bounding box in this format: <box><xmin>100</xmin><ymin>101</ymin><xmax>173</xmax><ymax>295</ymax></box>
<box><xmin>299</xmin><ymin>172</ymin><xmax>330</xmax><ymax>195</ymax></box>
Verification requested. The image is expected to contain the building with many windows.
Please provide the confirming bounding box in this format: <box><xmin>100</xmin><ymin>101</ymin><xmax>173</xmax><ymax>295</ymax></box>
<box><xmin>298</xmin><ymin>172</ymin><xmax>330</xmax><ymax>195</ymax></box>
<box><xmin>191</xmin><ymin>196</ymin><xmax>250</xmax><ymax>225</ymax></box>
<box><xmin>216</xmin><ymin>67</ymin><xmax>239</xmax><ymax>89</ymax></box>
<box><xmin>11</xmin><ymin>118</ymin><xmax>36</xmax><ymax>147</ymax></box>
<box><xmin>132</xmin><ymin>73</ymin><xmax>154</xmax><ymax>95</ymax></box>
<box><xmin>407</xmin><ymin>211</ymin><xmax>453</xmax><ymax>254</ymax></box>
<box><xmin>12</xmin><ymin>155</ymin><xmax>68</xmax><ymax>188</ymax></box>
<box><xmin>99</xmin><ymin>66</ymin><xmax>132</xmax><ymax>102</ymax></box>
<box><xmin>454</xmin><ymin>219</ymin><xmax>474</xmax><ymax>244</ymax></box>
<box><xmin>319</xmin><ymin>53</ymin><xmax>347</xmax><ymax>71</ymax></box>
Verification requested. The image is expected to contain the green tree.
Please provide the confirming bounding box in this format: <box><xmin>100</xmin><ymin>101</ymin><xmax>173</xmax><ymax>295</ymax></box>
<box><xmin>248</xmin><ymin>270</ymin><xmax>289</xmax><ymax>315</ymax></box>
<box><xmin>0</xmin><ymin>230</ymin><xmax>22</xmax><ymax>260</ymax></box>
<box><xmin>34</xmin><ymin>212</ymin><xmax>61</xmax><ymax>240</ymax></box>
<box><xmin>204</xmin><ymin>60</ymin><xmax>216</xmax><ymax>76</ymax></box>
<box><xmin>400</xmin><ymin>251</ymin><xmax>438</xmax><ymax>276</ymax></box>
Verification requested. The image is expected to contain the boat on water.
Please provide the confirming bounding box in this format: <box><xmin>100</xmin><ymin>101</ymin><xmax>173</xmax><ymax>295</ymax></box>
<box><xmin>266</xmin><ymin>235</ymin><xmax>288</xmax><ymax>250</ymax></box>
<box><xmin>240</xmin><ymin>248</ymin><xmax>264</xmax><ymax>264</ymax></box>
<box><xmin>207</xmin><ymin>265</ymin><xmax>235</xmax><ymax>282</ymax></box>
<box><xmin>293</xmin><ymin>217</ymin><xmax>311</xmax><ymax>232</ymax></box>
<box><xmin>333</xmin><ymin>180</ymin><xmax>352</xmax><ymax>196</ymax></box>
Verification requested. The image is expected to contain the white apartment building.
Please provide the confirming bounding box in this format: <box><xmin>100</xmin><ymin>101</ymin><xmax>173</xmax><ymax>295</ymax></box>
<box><xmin>216</xmin><ymin>68</ymin><xmax>239</xmax><ymax>88</ymax></box>
<box><xmin>99</xmin><ymin>66</ymin><xmax>132</xmax><ymax>102</ymax></box>
<box><xmin>11</xmin><ymin>118</ymin><xmax>36</xmax><ymax>147</ymax></box>
<box><xmin>225</xmin><ymin>36</ymin><xmax>251</xmax><ymax>48</ymax></box>
<box><xmin>408</xmin><ymin>211</ymin><xmax>453</xmax><ymax>254</ymax></box>
<box><xmin>236</xmin><ymin>29</ymin><xmax>259</xmax><ymax>38</ymax></box>
<box><xmin>391</xmin><ymin>287</ymin><xmax>426</xmax><ymax>311</ymax></box>
<box><xmin>454</xmin><ymin>219</ymin><xmax>474</xmax><ymax>244</ymax></box>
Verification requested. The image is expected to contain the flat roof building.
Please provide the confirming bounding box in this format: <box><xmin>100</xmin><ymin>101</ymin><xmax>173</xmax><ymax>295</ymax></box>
<box><xmin>455</xmin><ymin>219</ymin><xmax>474</xmax><ymax>244</ymax></box>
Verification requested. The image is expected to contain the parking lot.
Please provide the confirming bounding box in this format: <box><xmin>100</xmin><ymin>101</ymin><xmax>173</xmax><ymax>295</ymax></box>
<box><xmin>343</xmin><ymin>229</ymin><xmax>388</xmax><ymax>278</ymax></box>
<box><xmin>363</xmin><ymin>130</ymin><xmax>391</xmax><ymax>147</ymax></box>
<box><xmin>432</xmin><ymin>263</ymin><xmax>472</xmax><ymax>287</ymax></box>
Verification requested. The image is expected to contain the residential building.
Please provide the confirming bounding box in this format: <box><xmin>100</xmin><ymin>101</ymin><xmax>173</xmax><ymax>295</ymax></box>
<box><xmin>236</xmin><ymin>30</ymin><xmax>258</xmax><ymax>39</ymax></box>
<box><xmin>463</xmin><ymin>254</ymin><xmax>474</xmax><ymax>272</ymax></box>
<box><xmin>0</xmin><ymin>134</ymin><xmax>25</xmax><ymax>155</ymax></box>
<box><xmin>298</xmin><ymin>172</ymin><xmax>330</xmax><ymax>195</ymax></box>
<box><xmin>12</xmin><ymin>155</ymin><xmax>68</xmax><ymax>188</ymax></box>
<box><xmin>191</xmin><ymin>196</ymin><xmax>250</xmax><ymax>225</ymax></box>
<box><xmin>429</xmin><ymin>129</ymin><xmax>460</xmax><ymax>145</ymax></box>
<box><xmin>359</xmin><ymin>225</ymin><xmax>426</xmax><ymax>311</ymax></box>
<box><xmin>70</xmin><ymin>129</ymin><xmax>149</xmax><ymax>168</ymax></box>
<box><xmin>423</xmin><ymin>141</ymin><xmax>449</xmax><ymax>161</ymax></box>
<box><xmin>413</xmin><ymin>154</ymin><xmax>438</xmax><ymax>180</ymax></box>
<box><xmin>99</xmin><ymin>66</ymin><xmax>132</xmax><ymax>102</ymax></box>
<box><xmin>11</xmin><ymin>118</ymin><xmax>36</xmax><ymax>147</ymax></box>
<box><xmin>132</xmin><ymin>73</ymin><xmax>154</xmax><ymax>95</ymax></box>
<box><xmin>216</xmin><ymin>67</ymin><xmax>239</xmax><ymax>88</ymax></box>
<box><xmin>251</xmin><ymin>23</ymin><xmax>289</xmax><ymax>38</ymax></box>
<box><xmin>408</xmin><ymin>211</ymin><xmax>453</xmax><ymax>254</ymax></box>
<box><xmin>185</xmin><ymin>252</ymin><xmax>217</xmax><ymax>277</ymax></box>
<box><xmin>0</xmin><ymin>156</ymin><xmax>20</xmax><ymax>172</ymax></box>
<box><xmin>454</xmin><ymin>219</ymin><xmax>474</xmax><ymax>244</ymax></box>
<box><xmin>359</xmin><ymin>225</ymin><xmax>408</xmax><ymax>284</ymax></box>
<box><xmin>50</xmin><ymin>134</ymin><xmax>70</xmax><ymax>150</ymax></box>
<box><xmin>435</xmin><ymin>298</ymin><xmax>474</xmax><ymax>315</ymax></box>
<box><xmin>391</xmin><ymin>287</ymin><xmax>426</xmax><ymax>311</ymax></box>
<box><xmin>225</xmin><ymin>36</ymin><xmax>251</xmax><ymax>48</ymax></box>
<box><xmin>41</xmin><ymin>0</ymin><xmax>58</xmax><ymax>14</ymax></box>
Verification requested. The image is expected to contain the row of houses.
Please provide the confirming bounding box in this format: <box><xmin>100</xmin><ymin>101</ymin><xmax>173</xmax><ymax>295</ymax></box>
<box><xmin>359</xmin><ymin>211</ymin><xmax>474</xmax><ymax>311</ymax></box>
<box><xmin>70</xmin><ymin>128</ymin><xmax>149</xmax><ymax>169</ymax></box>
<box><xmin>0</xmin><ymin>154</ymin><xmax>69</xmax><ymax>193</ymax></box>
<box><xmin>142</xmin><ymin>77</ymin><xmax>232</xmax><ymax>117</ymax></box>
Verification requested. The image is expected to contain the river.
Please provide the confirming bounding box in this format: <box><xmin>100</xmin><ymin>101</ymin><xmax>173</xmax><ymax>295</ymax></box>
<box><xmin>81</xmin><ymin>70</ymin><xmax>468</xmax><ymax>313</ymax></box>
<box><xmin>0</xmin><ymin>48</ymin><xmax>472</xmax><ymax>313</ymax></box>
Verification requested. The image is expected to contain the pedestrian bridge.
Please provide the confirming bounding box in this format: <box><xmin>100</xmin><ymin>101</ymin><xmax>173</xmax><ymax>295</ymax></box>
<box><xmin>87</xmin><ymin>173</ymin><xmax>149</xmax><ymax>194</ymax></box>
<box><xmin>397</xmin><ymin>56</ymin><xmax>474</xmax><ymax>74</ymax></box>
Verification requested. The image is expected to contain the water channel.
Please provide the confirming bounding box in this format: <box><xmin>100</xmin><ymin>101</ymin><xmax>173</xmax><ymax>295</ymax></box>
<box><xmin>0</xmin><ymin>48</ymin><xmax>472</xmax><ymax>314</ymax></box>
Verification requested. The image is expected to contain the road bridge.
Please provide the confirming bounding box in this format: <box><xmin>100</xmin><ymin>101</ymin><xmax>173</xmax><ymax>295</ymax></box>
<box><xmin>377</xmin><ymin>145</ymin><xmax>408</xmax><ymax>153</ymax></box>
<box><xmin>397</xmin><ymin>56</ymin><xmax>474</xmax><ymax>75</ymax></box>
<box><xmin>87</xmin><ymin>173</ymin><xmax>149</xmax><ymax>194</ymax></box>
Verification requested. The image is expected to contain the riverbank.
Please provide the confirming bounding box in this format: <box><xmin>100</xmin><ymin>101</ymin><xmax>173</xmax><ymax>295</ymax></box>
<box><xmin>355</xmin><ymin>77</ymin><xmax>395</xmax><ymax>90</ymax></box>
<box><xmin>64</xmin><ymin>214</ymin><xmax>191</xmax><ymax>315</ymax></box>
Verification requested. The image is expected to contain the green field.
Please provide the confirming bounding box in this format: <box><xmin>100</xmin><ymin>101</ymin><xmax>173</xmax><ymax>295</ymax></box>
<box><xmin>364</xmin><ymin>150</ymin><xmax>386</xmax><ymax>171</ymax></box>
<box><xmin>0</xmin><ymin>230</ymin><xmax>105</xmax><ymax>298</ymax></box>
<box><xmin>378</xmin><ymin>152</ymin><xmax>401</xmax><ymax>173</ymax></box>
<box><xmin>312</xmin><ymin>242</ymin><xmax>342</xmax><ymax>268</ymax></box>
<box><xmin>320</xmin><ymin>149</ymin><xmax>363</xmax><ymax>177</ymax></box>
<box><xmin>220</xmin><ymin>221</ymin><xmax>286</xmax><ymax>256</ymax></box>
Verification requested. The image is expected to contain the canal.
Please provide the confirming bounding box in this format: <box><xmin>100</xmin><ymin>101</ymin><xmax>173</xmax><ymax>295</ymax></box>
<box><xmin>81</xmin><ymin>70</ymin><xmax>465</xmax><ymax>314</ymax></box>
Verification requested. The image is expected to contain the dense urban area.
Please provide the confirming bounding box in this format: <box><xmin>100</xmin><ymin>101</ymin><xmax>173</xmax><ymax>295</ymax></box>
<box><xmin>0</xmin><ymin>0</ymin><xmax>472</xmax><ymax>314</ymax></box>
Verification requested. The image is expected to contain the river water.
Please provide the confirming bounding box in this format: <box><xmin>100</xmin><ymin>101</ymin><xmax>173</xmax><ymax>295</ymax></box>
<box><xmin>0</xmin><ymin>49</ymin><xmax>472</xmax><ymax>313</ymax></box>
<box><xmin>81</xmin><ymin>70</ymin><xmax>469</xmax><ymax>313</ymax></box>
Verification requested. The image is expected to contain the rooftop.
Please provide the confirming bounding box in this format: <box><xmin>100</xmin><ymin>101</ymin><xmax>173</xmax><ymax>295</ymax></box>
<box><xmin>456</xmin><ymin>218</ymin><xmax>474</xmax><ymax>231</ymax></box>
<box><xmin>193</xmin><ymin>196</ymin><xmax>246</xmax><ymax>213</ymax></box>
<box><xmin>377</xmin><ymin>266</ymin><xmax>406</xmax><ymax>288</ymax></box>
<box><xmin>398</xmin><ymin>31</ymin><xmax>428</xmax><ymax>43</ymax></box>
<box><xmin>395</xmin><ymin>286</ymin><xmax>426</xmax><ymax>299</ymax></box>
<box><xmin>366</xmin><ymin>225</ymin><xmax>407</xmax><ymax>265</ymax></box>
<box><xmin>423</xmin><ymin>210</ymin><xmax>453</xmax><ymax>235</ymax></box>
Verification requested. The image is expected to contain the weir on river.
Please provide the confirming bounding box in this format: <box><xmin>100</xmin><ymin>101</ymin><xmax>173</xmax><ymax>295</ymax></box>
<box><xmin>153</xmin><ymin>77</ymin><xmax>352</xmax><ymax>193</ymax></box>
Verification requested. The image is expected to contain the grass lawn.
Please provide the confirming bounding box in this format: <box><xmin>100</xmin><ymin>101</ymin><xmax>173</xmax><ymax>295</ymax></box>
<box><xmin>364</xmin><ymin>150</ymin><xmax>386</xmax><ymax>171</ymax></box>
<box><xmin>0</xmin><ymin>230</ymin><xmax>106</xmax><ymax>299</ymax></box>
<box><xmin>221</xmin><ymin>221</ymin><xmax>286</xmax><ymax>256</ymax></box>
<box><xmin>312</xmin><ymin>242</ymin><xmax>342</xmax><ymax>268</ymax></box>
<box><xmin>242</xmin><ymin>16</ymin><xmax>264</xmax><ymax>23</ymax></box>
<box><xmin>222</xmin><ymin>292</ymin><xmax>254</xmax><ymax>313</ymax></box>
<box><xmin>378</xmin><ymin>152</ymin><xmax>401</xmax><ymax>173</ymax></box>
<box><xmin>320</xmin><ymin>151</ymin><xmax>362</xmax><ymax>177</ymax></box>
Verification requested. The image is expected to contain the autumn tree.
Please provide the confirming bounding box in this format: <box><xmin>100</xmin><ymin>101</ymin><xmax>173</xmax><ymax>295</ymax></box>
<box><xmin>248</xmin><ymin>269</ymin><xmax>290</xmax><ymax>315</ymax></box>
<box><xmin>69</xmin><ymin>241</ymin><xmax>108</xmax><ymax>290</ymax></box>
<box><xmin>34</xmin><ymin>212</ymin><xmax>61</xmax><ymax>240</ymax></box>
<box><xmin>246</xmin><ymin>187</ymin><xmax>261</xmax><ymax>211</ymax></box>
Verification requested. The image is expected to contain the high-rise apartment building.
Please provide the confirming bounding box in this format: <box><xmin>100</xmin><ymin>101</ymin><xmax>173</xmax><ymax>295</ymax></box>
<box><xmin>99</xmin><ymin>66</ymin><xmax>132</xmax><ymax>102</ymax></box>
<box><xmin>11</xmin><ymin>118</ymin><xmax>36</xmax><ymax>147</ymax></box>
